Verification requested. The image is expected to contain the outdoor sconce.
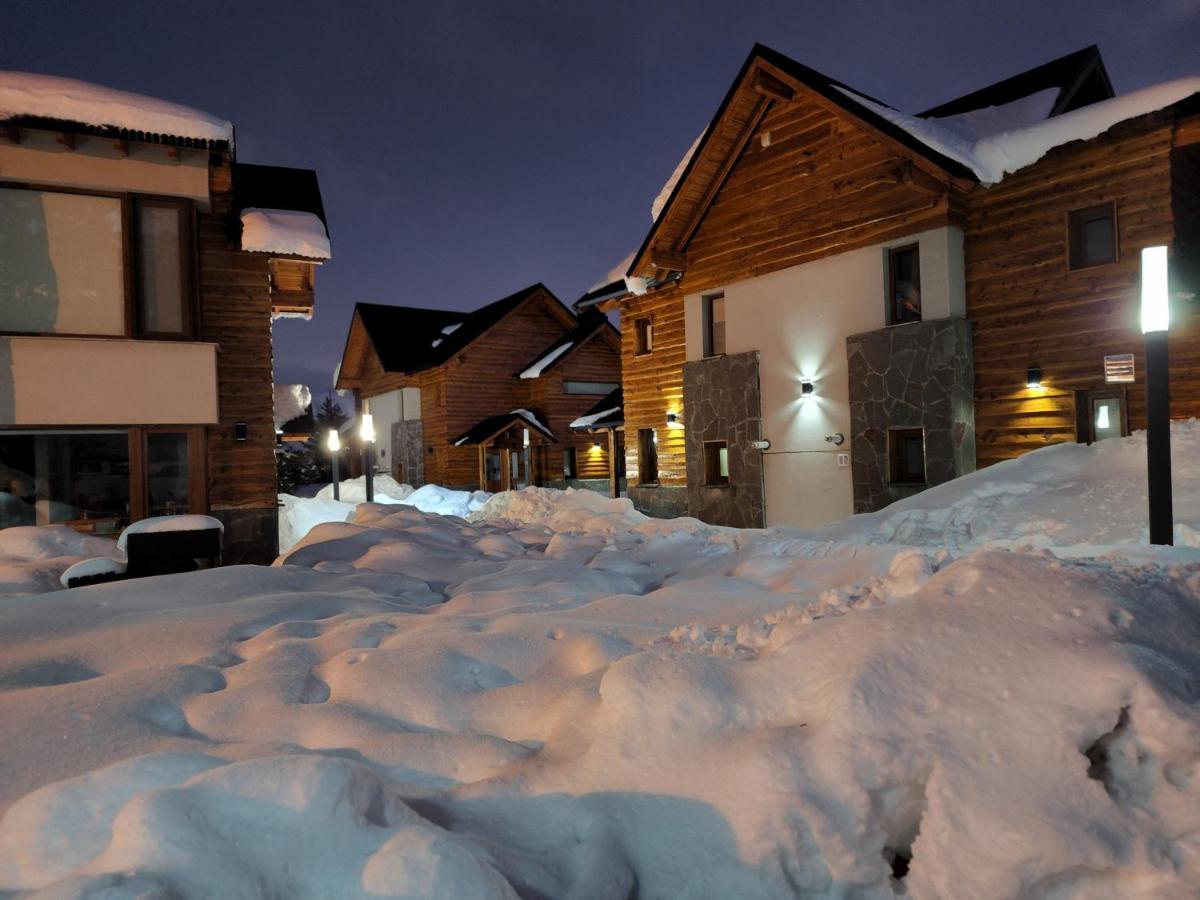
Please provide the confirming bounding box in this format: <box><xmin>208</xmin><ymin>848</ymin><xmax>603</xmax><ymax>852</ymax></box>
<box><xmin>234</xmin><ymin>422</ymin><xmax>248</xmax><ymax>441</ymax></box>
<box><xmin>593</xmin><ymin>440</ymin><xmax>602</xmax><ymax>449</ymax></box>
<box><xmin>1026</xmin><ymin>366</ymin><xmax>1043</xmax><ymax>389</ymax></box>
<box><xmin>751</xmin><ymin>439</ymin><xmax>771</xmax><ymax>451</ymax></box>
<box><xmin>825</xmin><ymin>433</ymin><xmax>845</xmax><ymax>446</ymax></box>
<box><xmin>666</xmin><ymin>411</ymin><xmax>683</xmax><ymax>429</ymax></box>
<box><xmin>800</xmin><ymin>379</ymin><xmax>814</xmax><ymax>397</ymax></box>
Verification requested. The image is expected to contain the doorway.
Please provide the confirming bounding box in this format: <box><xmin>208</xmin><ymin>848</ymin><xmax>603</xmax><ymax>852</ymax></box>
<box><xmin>1076</xmin><ymin>390</ymin><xmax>1128</xmax><ymax>443</ymax></box>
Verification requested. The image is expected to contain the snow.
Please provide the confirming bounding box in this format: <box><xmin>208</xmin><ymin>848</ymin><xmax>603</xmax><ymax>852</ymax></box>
<box><xmin>0</xmin><ymin>526</ymin><xmax>119</xmax><ymax>597</ymax></box>
<box><xmin>273</xmin><ymin>382</ymin><xmax>312</xmax><ymax>429</ymax></box>
<box><xmin>116</xmin><ymin>515</ymin><xmax>224</xmax><ymax>551</ymax></box>
<box><xmin>651</xmin><ymin>130</ymin><xmax>705</xmax><ymax>222</ymax></box>
<box><xmin>517</xmin><ymin>341</ymin><xmax>573</xmax><ymax>379</ymax></box>
<box><xmin>569</xmin><ymin>405</ymin><xmax>621</xmax><ymax>429</ymax></box>
<box><xmin>59</xmin><ymin>555</ymin><xmax>127</xmax><ymax>587</ymax></box>
<box><xmin>441</xmin><ymin>323</ymin><xmax>463</xmax><ymax>336</ymax></box>
<box><xmin>837</xmin><ymin>77</ymin><xmax>1200</xmax><ymax>184</ymax></box>
<box><xmin>240</xmin><ymin>208</ymin><xmax>331</xmax><ymax>260</ymax></box>
<box><xmin>510</xmin><ymin>407</ymin><xmax>552</xmax><ymax>436</ymax></box>
<box><xmin>0</xmin><ymin>70</ymin><xmax>234</xmax><ymax>145</ymax></box>
<box><xmin>6</xmin><ymin>426</ymin><xmax>1200</xmax><ymax>895</ymax></box>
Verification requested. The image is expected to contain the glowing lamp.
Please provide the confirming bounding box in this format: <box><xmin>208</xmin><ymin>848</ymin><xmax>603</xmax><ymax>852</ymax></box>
<box><xmin>359</xmin><ymin>413</ymin><xmax>376</xmax><ymax>444</ymax></box>
<box><xmin>1096</xmin><ymin>405</ymin><xmax>1111</xmax><ymax>430</ymax></box>
<box><xmin>800</xmin><ymin>379</ymin><xmax>814</xmax><ymax>398</ymax></box>
<box><xmin>1026</xmin><ymin>366</ymin><xmax>1043</xmax><ymax>389</ymax></box>
<box><xmin>666</xmin><ymin>411</ymin><xmax>683</xmax><ymax>429</ymax></box>
<box><xmin>326</xmin><ymin>429</ymin><xmax>341</xmax><ymax>452</ymax></box>
<box><xmin>1141</xmin><ymin>246</ymin><xmax>1169</xmax><ymax>334</ymax></box>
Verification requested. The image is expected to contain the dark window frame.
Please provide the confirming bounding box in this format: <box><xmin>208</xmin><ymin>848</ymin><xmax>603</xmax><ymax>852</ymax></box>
<box><xmin>887</xmin><ymin>427</ymin><xmax>927</xmax><ymax>485</ymax></box>
<box><xmin>634</xmin><ymin>317</ymin><xmax>653</xmax><ymax>356</ymax></box>
<box><xmin>702</xmin><ymin>439</ymin><xmax>730</xmax><ymax>487</ymax></box>
<box><xmin>563</xmin><ymin>380</ymin><xmax>620</xmax><ymax>395</ymax></box>
<box><xmin>887</xmin><ymin>243</ymin><xmax>922</xmax><ymax>326</ymax></box>
<box><xmin>702</xmin><ymin>292</ymin><xmax>726</xmax><ymax>358</ymax></box>
<box><xmin>1067</xmin><ymin>202</ymin><xmax>1118</xmax><ymax>271</ymax></box>
<box><xmin>637</xmin><ymin>427</ymin><xmax>658</xmax><ymax>485</ymax></box>
<box><xmin>0</xmin><ymin>181</ymin><xmax>198</xmax><ymax>341</ymax></box>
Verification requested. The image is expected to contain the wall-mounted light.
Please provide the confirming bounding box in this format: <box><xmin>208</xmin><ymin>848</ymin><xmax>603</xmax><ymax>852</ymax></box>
<box><xmin>359</xmin><ymin>413</ymin><xmax>376</xmax><ymax>444</ymax></box>
<box><xmin>1026</xmin><ymin>366</ymin><xmax>1043</xmax><ymax>389</ymax></box>
<box><xmin>234</xmin><ymin>422</ymin><xmax>248</xmax><ymax>441</ymax></box>
<box><xmin>593</xmin><ymin>440</ymin><xmax>602</xmax><ymax>449</ymax></box>
<box><xmin>666</xmin><ymin>411</ymin><xmax>683</xmax><ymax>429</ymax></box>
<box><xmin>800</xmin><ymin>379</ymin><xmax>814</xmax><ymax>398</ymax></box>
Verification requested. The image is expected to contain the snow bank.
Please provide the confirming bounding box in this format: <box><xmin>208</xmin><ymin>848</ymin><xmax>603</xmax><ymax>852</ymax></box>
<box><xmin>315</xmin><ymin>474</ymin><xmax>414</xmax><ymax>505</ymax></box>
<box><xmin>273</xmin><ymin>382</ymin><xmax>312</xmax><ymax>430</ymax></box>
<box><xmin>241</xmin><ymin>208</ymin><xmax>332</xmax><ymax>260</ymax></box>
<box><xmin>0</xmin><ymin>526</ymin><xmax>120</xmax><ymax>598</ymax></box>
<box><xmin>0</xmin><ymin>70</ymin><xmax>233</xmax><ymax>144</ymax></box>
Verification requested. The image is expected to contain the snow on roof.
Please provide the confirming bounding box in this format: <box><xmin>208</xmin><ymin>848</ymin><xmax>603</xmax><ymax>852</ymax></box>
<box><xmin>116</xmin><ymin>515</ymin><xmax>224</xmax><ymax>551</ymax></box>
<box><xmin>518</xmin><ymin>341</ymin><xmax>574</xmax><ymax>380</ymax></box>
<box><xmin>510</xmin><ymin>408</ymin><xmax>552</xmax><ymax>436</ymax></box>
<box><xmin>569</xmin><ymin>406</ymin><xmax>621</xmax><ymax>429</ymax></box>
<box><xmin>838</xmin><ymin>77</ymin><xmax>1200</xmax><ymax>184</ymax></box>
<box><xmin>586</xmin><ymin>250</ymin><xmax>648</xmax><ymax>298</ymax></box>
<box><xmin>927</xmin><ymin>87</ymin><xmax>1059</xmax><ymax>144</ymax></box>
<box><xmin>441</xmin><ymin>323</ymin><xmax>462</xmax><ymax>336</ymax></box>
<box><xmin>274</xmin><ymin>383</ymin><xmax>312</xmax><ymax>430</ymax></box>
<box><xmin>651</xmin><ymin>130</ymin><xmax>706</xmax><ymax>222</ymax></box>
<box><xmin>0</xmin><ymin>71</ymin><xmax>233</xmax><ymax>145</ymax></box>
<box><xmin>240</xmin><ymin>209</ymin><xmax>331</xmax><ymax>260</ymax></box>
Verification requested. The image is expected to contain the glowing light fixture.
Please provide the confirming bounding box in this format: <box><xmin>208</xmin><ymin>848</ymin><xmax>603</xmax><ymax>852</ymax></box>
<box><xmin>1140</xmin><ymin>245</ymin><xmax>1169</xmax><ymax>334</ymax></box>
<box><xmin>1026</xmin><ymin>366</ymin><xmax>1043</xmax><ymax>389</ymax></box>
<box><xmin>666</xmin><ymin>411</ymin><xmax>683</xmax><ymax>429</ymax></box>
<box><xmin>359</xmin><ymin>413</ymin><xmax>376</xmax><ymax>444</ymax></box>
<box><xmin>800</xmin><ymin>379</ymin><xmax>814</xmax><ymax>398</ymax></box>
<box><xmin>325</xmin><ymin>429</ymin><xmax>341</xmax><ymax>452</ymax></box>
<box><xmin>326</xmin><ymin>429</ymin><xmax>342</xmax><ymax>501</ymax></box>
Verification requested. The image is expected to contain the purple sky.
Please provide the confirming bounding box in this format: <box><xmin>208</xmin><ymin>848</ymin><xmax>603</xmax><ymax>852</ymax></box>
<box><xmin>5</xmin><ymin>1</ymin><xmax>1199</xmax><ymax>398</ymax></box>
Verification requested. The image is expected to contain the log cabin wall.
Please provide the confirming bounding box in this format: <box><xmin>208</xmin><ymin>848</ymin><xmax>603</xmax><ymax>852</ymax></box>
<box><xmin>965</xmin><ymin>111</ymin><xmax>1200</xmax><ymax>467</ymax></box>
<box><xmin>198</xmin><ymin>152</ymin><xmax>279</xmax><ymax>562</ymax></box>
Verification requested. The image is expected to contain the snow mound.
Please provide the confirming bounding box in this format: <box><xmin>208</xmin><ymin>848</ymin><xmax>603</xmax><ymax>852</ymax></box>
<box><xmin>316</xmin><ymin>475</ymin><xmax>414</xmax><ymax>505</ymax></box>
<box><xmin>0</xmin><ymin>526</ymin><xmax>119</xmax><ymax>598</ymax></box>
<box><xmin>273</xmin><ymin>383</ymin><xmax>312</xmax><ymax>429</ymax></box>
<box><xmin>0</xmin><ymin>70</ymin><xmax>233</xmax><ymax>144</ymax></box>
<box><xmin>241</xmin><ymin>208</ymin><xmax>331</xmax><ymax>260</ymax></box>
<box><xmin>117</xmin><ymin>515</ymin><xmax>223</xmax><ymax>552</ymax></box>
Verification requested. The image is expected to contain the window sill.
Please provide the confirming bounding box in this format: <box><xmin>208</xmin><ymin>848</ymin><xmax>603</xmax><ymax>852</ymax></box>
<box><xmin>704</xmin><ymin>481</ymin><xmax>730</xmax><ymax>489</ymax></box>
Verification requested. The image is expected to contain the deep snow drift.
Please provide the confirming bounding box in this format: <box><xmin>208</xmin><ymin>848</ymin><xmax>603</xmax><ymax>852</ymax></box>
<box><xmin>3</xmin><ymin>427</ymin><xmax>1200</xmax><ymax>898</ymax></box>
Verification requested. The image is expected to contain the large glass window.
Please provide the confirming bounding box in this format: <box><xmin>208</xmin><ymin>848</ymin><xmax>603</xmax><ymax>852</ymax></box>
<box><xmin>146</xmin><ymin>431</ymin><xmax>190</xmax><ymax>517</ymax></box>
<box><xmin>0</xmin><ymin>431</ymin><xmax>130</xmax><ymax>533</ymax></box>
<box><xmin>137</xmin><ymin>203</ymin><xmax>186</xmax><ymax>334</ymax></box>
<box><xmin>888</xmin><ymin>244</ymin><xmax>921</xmax><ymax>325</ymax></box>
<box><xmin>0</xmin><ymin>188</ymin><xmax>125</xmax><ymax>335</ymax></box>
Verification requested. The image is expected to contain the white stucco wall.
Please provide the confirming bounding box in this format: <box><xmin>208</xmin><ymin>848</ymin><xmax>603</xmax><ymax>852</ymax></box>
<box><xmin>0</xmin><ymin>336</ymin><xmax>218</xmax><ymax>425</ymax></box>
<box><xmin>684</xmin><ymin>225</ymin><xmax>965</xmax><ymax>528</ymax></box>
<box><xmin>364</xmin><ymin>387</ymin><xmax>420</xmax><ymax>471</ymax></box>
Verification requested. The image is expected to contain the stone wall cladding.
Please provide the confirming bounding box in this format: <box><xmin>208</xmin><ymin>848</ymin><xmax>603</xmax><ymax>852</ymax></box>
<box><xmin>391</xmin><ymin>420</ymin><xmax>424</xmax><ymax>487</ymax></box>
<box><xmin>847</xmin><ymin>317</ymin><xmax>975</xmax><ymax>513</ymax></box>
<box><xmin>627</xmin><ymin>484</ymin><xmax>689</xmax><ymax>519</ymax></box>
<box><xmin>682</xmin><ymin>351</ymin><xmax>765</xmax><ymax>528</ymax></box>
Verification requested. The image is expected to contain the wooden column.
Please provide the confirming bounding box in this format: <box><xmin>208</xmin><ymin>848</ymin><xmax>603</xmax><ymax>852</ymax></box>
<box><xmin>607</xmin><ymin>428</ymin><xmax>619</xmax><ymax>498</ymax></box>
<box><xmin>477</xmin><ymin>447</ymin><xmax>487</xmax><ymax>492</ymax></box>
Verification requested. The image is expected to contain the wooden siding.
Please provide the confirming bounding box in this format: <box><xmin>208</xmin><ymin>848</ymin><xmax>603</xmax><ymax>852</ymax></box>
<box><xmin>198</xmin><ymin>154</ymin><xmax>278</xmax><ymax>509</ymax></box>
<box><xmin>965</xmin><ymin>111</ymin><xmax>1200</xmax><ymax>466</ymax></box>
<box><xmin>268</xmin><ymin>258</ymin><xmax>316</xmax><ymax>317</ymax></box>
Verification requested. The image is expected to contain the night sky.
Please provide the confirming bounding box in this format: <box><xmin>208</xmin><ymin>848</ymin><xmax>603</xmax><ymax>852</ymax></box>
<box><xmin>4</xmin><ymin>1</ymin><xmax>1198</xmax><ymax>398</ymax></box>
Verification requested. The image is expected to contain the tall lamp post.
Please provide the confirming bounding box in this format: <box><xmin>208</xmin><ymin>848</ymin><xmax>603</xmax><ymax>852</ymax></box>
<box><xmin>360</xmin><ymin>412</ymin><xmax>376</xmax><ymax>503</ymax></box>
<box><xmin>1141</xmin><ymin>245</ymin><xmax>1173</xmax><ymax>546</ymax></box>
<box><xmin>326</xmin><ymin>428</ymin><xmax>341</xmax><ymax>501</ymax></box>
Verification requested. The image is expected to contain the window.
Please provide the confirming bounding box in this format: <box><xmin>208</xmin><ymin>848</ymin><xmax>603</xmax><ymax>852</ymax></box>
<box><xmin>703</xmin><ymin>293</ymin><xmax>726</xmax><ymax>357</ymax></box>
<box><xmin>0</xmin><ymin>186</ymin><xmax>193</xmax><ymax>338</ymax></box>
<box><xmin>888</xmin><ymin>428</ymin><xmax>926</xmax><ymax>484</ymax></box>
<box><xmin>563</xmin><ymin>380</ymin><xmax>619</xmax><ymax>395</ymax></box>
<box><xmin>563</xmin><ymin>447</ymin><xmax>577</xmax><ymax>478</ymax></box>
<box><xmin>0</xmin><ymin>188</ymin><xmax>125</xmax><ymax>335</ymax></box>
<box><xmin>0</xmin><ymin>430</ymin><xmax>131</xmax><ymax>531</ymax></box>
<box><xmin>1068</xmin><ymin>203</ymin><xmax>1117</xmax><ymax>269</ymax></box>
<box><xmin>637</xmin><ymin>428</ymin><xmax>658</xmax><ymax>484</ymax></box>
<box><xmin>145</xmin><ymin>431</ymin><xmax>191</xmax><ymax>517</ymax></box>
<box><xmin>1075</xmin><ymin>390</ymin><xmax>1127</xmax><ymax>443</ymax></box>
<box><xmin>888</xmin><ymin>244</ymin><xmax>921</xmax><ymax>325</ymax></box>
<box><xmin>703</xmin><ymin>440</ymin><xmax>729</xmax><ymax>486</ymax></box>
<box><xmin>635</xmin><ymin>317</ymin><xmax>653</xmax><ymax>355</ymax></box>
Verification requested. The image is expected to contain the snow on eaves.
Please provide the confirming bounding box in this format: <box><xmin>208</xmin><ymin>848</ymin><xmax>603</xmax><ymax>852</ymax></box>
<box><xmin>651</xmin><ymin>130</ymin><xmax>705</xmax><ymax>222</ymax></box>
<box><xmin>569</xmin><ymin>406</ymin><xmax>620</xmax><ymax>429</ymax></box>
<box><xmin>0</xmin><ymin>71</ymin><xmax>233</xmax><ymax>145</ymax></box>
<box><xmin>837</xmin><ymin>77</ymin><xmax>1200</xmax><ymax>185</ymax></box>
<box><xmin>240</xmin><ymin>209</ymin><xmax>331</xmax><ymax>260</ymax></box>
<box><xmin>518</xmin><ymin>342</ymin><xmax>574</xmax><ymax>379</ymax></box>
<box><xmin>511</xmin><ymin>408</ymin><xmax>552</xmax><ymax>436</ymax></box>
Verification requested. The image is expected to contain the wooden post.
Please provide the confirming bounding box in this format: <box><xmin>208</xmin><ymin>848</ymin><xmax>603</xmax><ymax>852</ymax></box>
<box><xmin>607</xmin><ymin>429</ymin><xmax>619</xmax><ymax>499</ymax></box>
<box><xmin>478</xmin><ymin>447</ymin><xmax>487</xmax><ymax>492</ymax></box>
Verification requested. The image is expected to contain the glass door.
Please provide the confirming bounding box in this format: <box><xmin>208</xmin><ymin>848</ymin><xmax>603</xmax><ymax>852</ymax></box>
<box><xmin>137</xmin><ymin>427</ymin><xmax>204</xmax><ymax>519</ymax></box>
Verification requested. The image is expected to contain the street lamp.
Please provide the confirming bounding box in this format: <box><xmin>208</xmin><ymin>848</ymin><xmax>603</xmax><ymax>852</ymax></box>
<box><xmin>1141</xmin><ymin>245</ymin><xmax>1173</xmax><ymax>546</ymax></box>
<box><xmin>359</xmin><ymin>412</ymin><xmax>376</xmax><ymax>503</ymax></box>
<box><xmin>325</xmin><ymin>428</ymin><xmax>341</xmax><ymax>501</ymax></box>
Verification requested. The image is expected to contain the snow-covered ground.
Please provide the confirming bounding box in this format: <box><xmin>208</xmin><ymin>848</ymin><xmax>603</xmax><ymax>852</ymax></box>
<box><xmin>3</xmin><ymin>426</ymin><xmax>1200</xmax><ymax>897</ymax></box>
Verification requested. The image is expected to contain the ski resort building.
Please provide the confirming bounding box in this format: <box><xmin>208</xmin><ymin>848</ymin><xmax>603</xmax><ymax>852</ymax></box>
<box><xmin>0</xmin><ymin>73</ymin><xmax>331</xmax><ymax>562</ymax></box>
<box><xmin>334</xmin><ymin>284</ymin><xmax>623</xmax><ymax>495</ymax></box>
<box><xmin>579</xmin><ymin>44</ymin><xmax>1200</xmax><ymax>528</ymax></box>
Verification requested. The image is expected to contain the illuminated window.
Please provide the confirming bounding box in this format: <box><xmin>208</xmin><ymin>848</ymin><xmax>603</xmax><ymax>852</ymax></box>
<box><xmin>703</xmin><ymin>440</ymin><xmax>729</xmax><ymax>486</ymax></box>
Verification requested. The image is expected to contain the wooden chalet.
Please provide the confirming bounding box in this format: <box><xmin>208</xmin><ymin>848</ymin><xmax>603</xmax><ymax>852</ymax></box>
<box><xmin>335</xmin><ymin>284</ymin><xmax>623</xmax><ymax>495</ymax></box>
<box><xmin>0</xmin><ymin>72</ymin><xmax>331</xmax><ymax>562</ymax></box>
<box><xmin>579</xmin><ymin>44</ymin><xmax>1200</xmax><ymax>528</ymax></box>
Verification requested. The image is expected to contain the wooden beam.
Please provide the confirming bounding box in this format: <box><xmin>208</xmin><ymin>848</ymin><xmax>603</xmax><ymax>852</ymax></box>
<box><xmin>678</xmin><ymin>95</ymin><xmax>772</xmax><ymax>249</ymax></box>
<box><xmin>895</xmin><ymin>159</ymin><xmax>949</xmax><ymax>197</ymax></box>
<box><xmin>650</xmin><ymin>248</ymin><xmax>688</xmax><ymax>272</ymax></box>
<box><xmin>55</xmin><ymin>132</ymin><xmax>76</xmax><ymax>150</ymax></box>
<box><xmin>478</xmin><ymin>447</ymin><xmax>486</xmax><ymax>492</ymax></box>
<box><xmin>1</xmin><ymin>125</ymin><xmax>20</xmax><ymax>145</ymax></box>
<box><xmin>113</xmin><ymin>138</ymin><xmax>130</xmax><ymax>156</ymax></box>
<box><xmin>750</xmin><ymin>68</ymin><xmax>795</xmax><ymax>103</ymax></box>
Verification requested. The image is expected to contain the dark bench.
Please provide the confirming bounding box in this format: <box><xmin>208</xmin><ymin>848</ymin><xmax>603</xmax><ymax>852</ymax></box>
<box><xmin>64</xmin><ymin>527</ymin><xmax>223</xmax><ymax>588</ymax></box>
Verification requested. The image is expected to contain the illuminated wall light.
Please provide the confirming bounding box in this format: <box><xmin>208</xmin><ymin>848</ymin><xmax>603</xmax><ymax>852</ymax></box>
<box><xmin>800</xmin><ymin>379</ymin><xmax>814</xmax><ymax>398</ymax></box>
<box><xmin>1141</xmin><ymin>245</ymin><xmax>1170</xmax><ymax>334</ymax></box>
<box><xmin>1026</xmin><ymin>366</ymin><xmax>1043</xmax><ymax>389</ymax></box>
<box><xmin>666</xmin><ymin>411</ymin><xmax>684</xmax><ymax>429</ymax></box>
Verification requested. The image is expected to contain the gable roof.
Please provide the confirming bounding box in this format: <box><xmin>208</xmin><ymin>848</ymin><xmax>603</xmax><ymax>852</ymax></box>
<box><xmin>452</xmin><ymin>410</ymin><xmax>556</xmax><ymax>446</ymax></box>
<box><xmin>514</xmin><ymin>311</ymin><xmax>619</xmax><ymax>379</ymax></box>
<box><xmin>569</xmin><ymin>388</ymin><xmax>623</xmax><ymax>430</ymax></box>
<box><xmin>918</xmin><ymin>46</ymin><xmax>1113</xmax><ymax>120</ymax></box>
<box><xmin>338</xmin><ymin>283</ymin><xmax>577</xmax><ymax>388</ymax></box>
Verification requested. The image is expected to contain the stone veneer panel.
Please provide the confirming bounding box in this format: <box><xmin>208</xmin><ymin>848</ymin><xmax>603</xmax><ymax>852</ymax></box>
<box><xmin>847</xmin><ymin>317</ymin><xmax>975</xmax><ymax>513</ymax></box>
<box><xmin>626</xmin><ymin>485</ymin><xmax>689</xmax><ymax>519</ymax></box>
<box><xmin>682</xmin><ymin>351</ymin><xmax>765</xmax><ymax>528</ymax></box>
<box><xmin>391</xmin><ymin>420</ymin><xmax>424</xmax><ymax>487</ymax></box>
